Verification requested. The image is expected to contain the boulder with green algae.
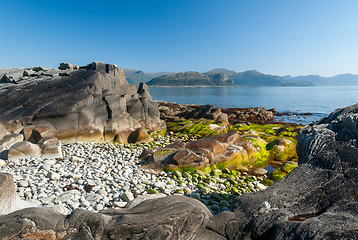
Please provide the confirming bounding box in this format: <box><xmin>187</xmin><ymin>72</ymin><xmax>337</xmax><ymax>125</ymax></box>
<box><xmin>266</xmin><ymin>138</ymin><xmax>296</xmax><ymax>162</ymax></box>
<box><xmin>144</xmin><ymin>130</ymin><xmax>270</xmax><ymax>172</ymax></box>
<box><xmin>242</xmin><ymin>136</ymin><xmax>270</xmax><ymax>168</ymax></box>
<box><xmin>269</xmin><ymin>161</ymin><xmax>298</xmax><ymax>181</ymax></box>
<box><xmin>230</xmin><ymin>122</ymin><xmax>301</xmax><ymax>143</ymax></box>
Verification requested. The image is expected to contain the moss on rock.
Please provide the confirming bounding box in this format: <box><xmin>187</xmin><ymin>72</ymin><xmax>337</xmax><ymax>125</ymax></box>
<box><xmin>269</xmin><ymin>161</ymin><xmax>297</xmax><ymax>181</ymax></box>
<box><xmin>167</xmin><ymin>118</ymin><xmax>224</xmax><ymax>137</ymax></box>
<box><xmin>266</xmin><ymin>138</ymin><xmax>296</xmax><ymax>162</ymax></box>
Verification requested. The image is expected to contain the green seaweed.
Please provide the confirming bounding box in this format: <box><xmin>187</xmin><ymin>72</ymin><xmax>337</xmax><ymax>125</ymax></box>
<box><xmin>154</xmin><ymin>148</ymin><xmax>173</xmax><ymax>156</ymax></box>
<box><xmin>167</xmin><ymin>118</ymin><xmax>223</xmax><ymax>137</ymax></box>
<box><xmin>261</xmin><ymin>179</ymin><xmax>273</xmax><ymax>186</ymax></box>
<box><xmin>269</xmin><ymin>162</ymin><xmax>297</xmax><ymax>181</ymax></box>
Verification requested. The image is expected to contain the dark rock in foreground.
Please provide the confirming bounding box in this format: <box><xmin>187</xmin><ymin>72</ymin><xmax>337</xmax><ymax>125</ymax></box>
<box><xmin>2</xmin><ymin>103</ymin><xmax>358</xmax><ymax>239</ymax></box>
<box><xmin>0</xmin><ymin>62</ymin><xmax>165</xmax><ymax>143</ymax></box>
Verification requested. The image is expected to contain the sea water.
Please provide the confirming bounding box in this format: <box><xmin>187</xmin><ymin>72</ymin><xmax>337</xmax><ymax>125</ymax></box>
<box><xmin>149</xmin><ymin>86</ymin><xmax>358</xmax><ymax>124</ymax></box>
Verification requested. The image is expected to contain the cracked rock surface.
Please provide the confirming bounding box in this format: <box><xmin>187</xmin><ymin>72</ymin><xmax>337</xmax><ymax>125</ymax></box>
<box><xmin>0</xmin><ymin>62</ymin><xmax>165</xmax><ymax>143</ymax></box>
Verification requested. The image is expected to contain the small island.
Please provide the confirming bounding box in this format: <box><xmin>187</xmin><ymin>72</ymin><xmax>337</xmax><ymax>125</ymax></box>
<box><xmin>146</xmin><ymin>71</ymin><xmax>235</xmax><ymax>87</ymax></box>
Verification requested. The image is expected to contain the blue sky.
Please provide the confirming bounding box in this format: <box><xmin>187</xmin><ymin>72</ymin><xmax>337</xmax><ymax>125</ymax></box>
<box><xmin>1</xmin><ymin>0</ymin><xmax>357</xmax><ymax>77</ymax></box>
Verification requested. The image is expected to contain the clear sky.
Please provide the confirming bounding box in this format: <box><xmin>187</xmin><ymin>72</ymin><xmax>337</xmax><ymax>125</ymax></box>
<box><xmin>1</xmin><ymin>0</ymin><xmax>357</xmax><ymax>77</ymax></box>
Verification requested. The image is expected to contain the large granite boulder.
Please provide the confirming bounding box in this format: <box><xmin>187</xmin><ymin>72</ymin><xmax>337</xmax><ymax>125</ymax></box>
<box><xmin>0</xmin><ymin>62</ymin><xmax>165</xmax><ymax>143</ymax></box>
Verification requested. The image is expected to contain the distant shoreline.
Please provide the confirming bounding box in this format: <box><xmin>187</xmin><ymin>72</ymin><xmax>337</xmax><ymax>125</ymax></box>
<box><xmin>147</xmin><ymin>85</ymin><xmax>312</xmax><ymax>88</ymax></box>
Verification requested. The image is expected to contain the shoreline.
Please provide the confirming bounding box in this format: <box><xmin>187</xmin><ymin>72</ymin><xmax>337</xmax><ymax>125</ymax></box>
<box><xmin>148</xmin><ymin>85</ymin><xmax>312</xmax><ymax>88</ymax></box>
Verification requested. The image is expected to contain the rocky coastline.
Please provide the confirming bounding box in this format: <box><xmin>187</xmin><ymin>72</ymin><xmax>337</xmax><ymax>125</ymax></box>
<box><xmin>1</xmin><ymin>62</ymin><xmax>358</xmax><ymax>239</ymax></box>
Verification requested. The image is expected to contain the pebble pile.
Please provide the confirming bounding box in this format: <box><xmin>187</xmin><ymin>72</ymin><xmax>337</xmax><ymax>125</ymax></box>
<box><xmin>0</xmin><ymin>134</ymin><xmax>267</xmax><ymax>215</ymax></box>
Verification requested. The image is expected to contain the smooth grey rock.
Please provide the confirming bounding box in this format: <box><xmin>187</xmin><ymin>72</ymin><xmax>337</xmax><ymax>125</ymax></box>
<box><xmin>125</xmin><ymin>193</ymin><xmax>166</xmax><ymax>209</ymax></box>
<box><xmin>48</xmin><ymin>172</ymin><xmax>60</xmax><ymax>180</ymax></box>
<box><xmin>0</xmin><ymin>133</ymin><xmax>24</xmax><ymax>159</ymax></box>
<box><xmin>86</xmin><ymin>193</ymin><xmax>102</xmax><ymax>202</ymax></box>
<box><xmin>55</xmin><ymin>190</ymin><xmax>81</xmax><ymax>202</ymax></box>
<box><xmin>120</xmin><ymin>191</ymin><xmax>134</xmax><ymax>202</ymax></box>
<box><xmin>54</xmin><ymin>204</ymin><xmax>71</xmax><ymax>215</ymax></box>
<box><xmin>7</xmin><ymin>141</ymin><xmax>41</xmax><ymax>160</ymax></box>
<box><xmin>24</xmin><ymin>199</ymin><xmax>42</xmax><ymax>207</ymax></box>
<box><xmin>0</xmin><ymin>173</ymin><xmax>27</xmax><ymax>215</ymax></box>
<box><xmin>113</xmin><ymin>201</ymin><xmax>127</xmax><ymax>208</ymax></box>
<box><xmin>18</xmin><ymin>180</ymin><xmax>29</xmax><ymax>187</ymax></box>
<box><xmin>38</xmin><ymin>136</ymin><xmax>62</xmax><ymax>158</ymax></box>
<box><xmin>253</xmin><ymin>168</ymin><xmax>268</xmax><ymax>176</ymax></box>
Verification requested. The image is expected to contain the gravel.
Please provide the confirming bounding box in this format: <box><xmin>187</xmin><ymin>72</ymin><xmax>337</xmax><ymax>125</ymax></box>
<box><xmin>0</xmin><ymin>135</ymin><xmax>267</xmax><ymax>215</ymax></box>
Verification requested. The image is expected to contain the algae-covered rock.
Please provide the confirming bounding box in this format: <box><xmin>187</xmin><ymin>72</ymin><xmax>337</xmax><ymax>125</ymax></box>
<box><xmin>167</xmin><ymin>118</ymin><xmax>225</xmax><ymax>137</ymax></box>
<box><xmin>266</xmin><ymin>138</ymin><xmax>296</xmax><ymax>162</ymax></box>
<box><xmin>261</xmin><ymin>178</ymin><xmax>273</xmax><ymax>186</ymax></box>
<box><xmin>242</xmin><ymin>136</ymin><xmax>270</xmax><ymax>168</ymax></box>
<box><xmin>269</xmin><ymin>161</ymin><xmax>298</xmax><ymax>181</ymax></box>
<box><xmin>148</xmin><ymin>188</ymin><xmax>160</xmax><ymax>194</ymax></box>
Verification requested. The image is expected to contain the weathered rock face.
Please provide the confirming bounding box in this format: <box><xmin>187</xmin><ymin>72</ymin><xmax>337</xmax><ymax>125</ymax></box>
<box><xmin>0</xmin><ymin>62</ymin><xmax>165</xmax><ymax>143</ymax></box>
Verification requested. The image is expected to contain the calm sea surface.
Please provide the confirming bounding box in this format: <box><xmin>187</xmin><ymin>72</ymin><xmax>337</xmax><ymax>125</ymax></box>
<box><xmin>149</xmin><ymin>86</ymin><xmax>358</xmax><ymax>124</ymax></box>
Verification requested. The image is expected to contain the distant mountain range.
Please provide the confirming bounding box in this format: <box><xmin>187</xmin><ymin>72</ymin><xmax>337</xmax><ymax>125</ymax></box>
<box><xmin>204</xmin><ymin>68</ymin><xmax>313</xmax><ymax>87</ymax></box>
<box><xmin>282</xmin><ymin>74</ymin><xmax>358</xmax><ymax>86</ymax></box>
<box><xmin>123</xmin><ymin>67</ymin><xmax>358</xmax><ymax>87</ymax></box>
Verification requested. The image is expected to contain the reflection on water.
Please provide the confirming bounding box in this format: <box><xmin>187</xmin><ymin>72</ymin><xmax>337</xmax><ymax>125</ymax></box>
<box><xmin>149</xmin><ymin>86</ymin><xmax>358</xmax><ymax>124</ymax></box>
